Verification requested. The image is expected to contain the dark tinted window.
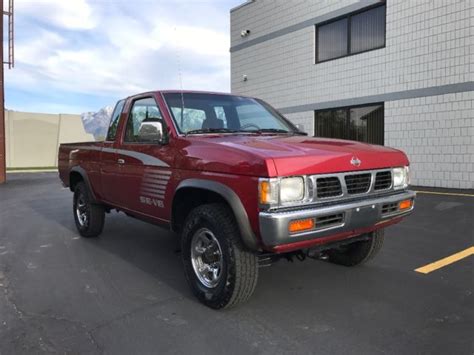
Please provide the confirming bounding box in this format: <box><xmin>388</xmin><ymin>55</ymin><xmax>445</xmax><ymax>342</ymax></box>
<box><xmin>317</xmin><ymin>18</ymin><xmax>348</xmax><ymax>62</ymax></box>
<box><xmin>124</xmin><ymin>98</ymin><xmax>163</xmax><ymax>143</ymax></box>
<box><xmin>314</xmin><ymin>109</ymin><xmax>347</xmax><ymax>139</ymax></box>
<box><xmin>316</xmin><ymin>4</ymin><xmax>385</xmax><ymax>63</ymax></box>
<box><xmin>350</xmin><ymin>5</ymin><xmax>385</xmax><ymax>54</ymax></box>
<box><xmin>106</xmin><ymin>100</ymin><xmax>125</xmax><ymax>141</ymax></box>
<box><xmin>314</xmin><ymin>104</ymin><xmax>384</xmax><ymax>145</ymax></box>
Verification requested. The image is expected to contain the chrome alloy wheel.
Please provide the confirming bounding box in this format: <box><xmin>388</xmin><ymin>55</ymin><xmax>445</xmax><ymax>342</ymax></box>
<box><xmin>190</xmin><ymin>228</ymin><xmax>223</xmax><ymax>288</ymax></box>
<box><xmin>75</xmin><ymin>194</ymin><xmax>89</xmax><ymax>228</ymax></box>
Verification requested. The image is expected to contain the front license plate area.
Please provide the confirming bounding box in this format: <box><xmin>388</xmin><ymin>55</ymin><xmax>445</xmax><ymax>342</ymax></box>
<box><xmin>350</xmin><ymin>204</ymin><xmax>379</xmax><ymax>229</ymax></box>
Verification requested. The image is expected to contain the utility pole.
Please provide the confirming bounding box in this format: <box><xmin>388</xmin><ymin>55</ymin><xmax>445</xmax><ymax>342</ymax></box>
<box><xmin>0</xmin><ymin>0</ymin><xmax>14</xmax><ymax>184</ymax></box>
<box><xmin>0</xmin><ymin>0</ymin><xmax>5</xmax><ymax>184</ymax></box>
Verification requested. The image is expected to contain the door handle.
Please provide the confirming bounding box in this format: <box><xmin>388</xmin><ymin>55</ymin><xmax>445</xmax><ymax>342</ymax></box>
<box><xmin>117</xmin><ymin>159</ymin><xmax>125</xmax><ymax>164</ymax></box>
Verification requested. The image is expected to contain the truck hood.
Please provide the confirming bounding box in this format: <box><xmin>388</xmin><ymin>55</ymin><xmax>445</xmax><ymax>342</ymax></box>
<box><xmin>180</xmin><ymin>135</ymin><xmax>409</xmax><ymax>177</ymax></box>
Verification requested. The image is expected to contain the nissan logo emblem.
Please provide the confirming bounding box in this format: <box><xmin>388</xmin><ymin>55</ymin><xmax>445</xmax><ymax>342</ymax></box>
<box><xmin>350</xmin><ymin>157</ymin><xmax>361</xmax><ymax>167</ymax></box>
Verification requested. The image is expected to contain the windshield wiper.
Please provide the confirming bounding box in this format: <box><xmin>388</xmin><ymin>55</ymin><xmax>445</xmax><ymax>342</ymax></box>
<box><xmin>258</xmin><ymin>128</ymin><xmax>290</xmax><ymax>133</ymax></box>
<box><xmin>185</xmin><ymin>128</ymin><xmax>239</xmax><ymax>136</ymax></box>
<box><xmin>248</xmin><ymin>128</ymin><xmax>307</xmax><ymax>136</ymax></box>
<box><xmin>291</xmin><ymin>130</ymin><xmax>307</xmax><ymax>136</ymax></box>
<box><xmin>185</xmin><ymin>127</ymin><xmax>307</xmax><ymax>136</ymax></box>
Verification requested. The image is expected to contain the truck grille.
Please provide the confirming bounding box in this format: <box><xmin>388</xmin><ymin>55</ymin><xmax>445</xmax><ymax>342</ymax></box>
<box><xmin>345</xmin><ymin>173</ymin><xmax>371</xmax><ymax>194</ymax></box>
<box><xmin>374</xmin><ymin>171</ymin><xmax>392</xmax><ymax>190</ymax></box>
<box><xmin>307</xmin><ymin>168</ymin><xmax>401</xmax><ymax>205</ymax></box>
<box><xmin>316</xmin><ymin>177</ymin><xmax>342</xmax><ymax>198</ymax></box>
<box><xmin>315</xmin><ymin>213</ymin><xmax>344</xmax><ymax>229</ymax></box>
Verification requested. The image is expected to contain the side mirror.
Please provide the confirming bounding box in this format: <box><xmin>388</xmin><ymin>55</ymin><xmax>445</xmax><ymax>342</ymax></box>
<box><xmin>295</xmin><ymin>124</ymin><xmax>305</xmax><ymax>132</ymax></box>
<box><xmin>138</xmin><ymin>119</ymin><xmax>167</xmax><ymax>144</ymax></box>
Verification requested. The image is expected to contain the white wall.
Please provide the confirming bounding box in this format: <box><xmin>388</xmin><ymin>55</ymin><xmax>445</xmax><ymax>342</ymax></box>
<box><xmin>5</xmin><ymin>110</ymin><xmax>94</xmax><ymax>169</ymax></box>
<box><xmin>231</xmin><ymin>0</ymin><xmax>474</xmax><ymax>188</ymax></box>
<box><xmin>385</xmin><ymin>91</ymin><xmax>473</xmax><ymax>189</ymax></box>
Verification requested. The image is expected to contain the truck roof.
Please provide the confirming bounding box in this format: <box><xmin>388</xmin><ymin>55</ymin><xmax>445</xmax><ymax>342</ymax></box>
<box><xmin>124</xmin><ymin>90</ymin><xmax>254</xmax><ymax>100</ymax></box>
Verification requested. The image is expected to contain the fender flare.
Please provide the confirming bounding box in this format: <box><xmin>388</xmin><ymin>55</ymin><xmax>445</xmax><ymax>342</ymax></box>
<box><xmin>174</xmin><ymin>179</ymin><xmax>259</xmax><ymax>251</ymax></box>
<box><xmin>69</xmin><ymin>166</ymin><xmax>98</xmax><ymax>202</ymax></box>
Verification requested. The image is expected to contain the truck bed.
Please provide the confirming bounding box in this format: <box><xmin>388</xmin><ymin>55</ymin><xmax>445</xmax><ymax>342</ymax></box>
<box><xmin>58</xmin><ymin>141</ymin><xmax>103</xmax><ymax>188</ymax></box>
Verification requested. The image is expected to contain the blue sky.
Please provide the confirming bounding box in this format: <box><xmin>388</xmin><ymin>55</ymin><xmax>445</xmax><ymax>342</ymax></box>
<box><xmin>5</xmin><ymin>0</ymin><xmax>243</xmax><ymax>114</ymax></box>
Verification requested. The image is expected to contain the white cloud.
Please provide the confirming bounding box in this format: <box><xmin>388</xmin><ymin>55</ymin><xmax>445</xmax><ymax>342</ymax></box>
<box><xmin>16</xmin><ymin>0</ymin><xmax>96</xmax><ymax>30</ymax></box>
<box><xmin>6</xmin><ymin>0</ymin><xmax>233</xmax><ymax>112</ymax></box>
<box><xmin>16</xmin><ymin>29</ymin><xmax>64</xmax><ymax>56</ymax></box>
<box><xmin>150</xmin><ymin>24</ymin><xmax>229</xmax><ymax>58</ymax></box>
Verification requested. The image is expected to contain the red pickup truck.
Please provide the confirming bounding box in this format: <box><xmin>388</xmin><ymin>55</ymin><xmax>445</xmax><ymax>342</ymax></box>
<box><xmin>59</xmin><ymin>90</ymin><xmax>415</xmax><ymax>309</ymax></box>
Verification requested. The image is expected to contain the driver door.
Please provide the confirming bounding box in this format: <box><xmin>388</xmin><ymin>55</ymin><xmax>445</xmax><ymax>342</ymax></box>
<box><xmin>115</xmin><ymin>97</ymin><xmax>174</xmax><ymax>221</ymax></box>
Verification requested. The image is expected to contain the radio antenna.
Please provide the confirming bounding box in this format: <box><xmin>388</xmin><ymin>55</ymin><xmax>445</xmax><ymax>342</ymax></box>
<box><xmin>174</xmin><ymin>27</ymin><xmax>185</xmax><ymax>129</ymax></box>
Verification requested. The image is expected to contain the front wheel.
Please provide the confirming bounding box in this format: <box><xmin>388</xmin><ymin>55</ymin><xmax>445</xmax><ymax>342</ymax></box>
<box><xmin>73</xmin><ymin>182</ymin><xmax>105</xmax><ymax>238</ymax></box>
<box><xmin>181</xmin><ymin>203</ymin><xmax>258</xmax><ymax>309</ymax></box>
<box><xmin>327</xmin><ymin>229</ymin><xmax>384</xmax><ymax>266</ymax></box>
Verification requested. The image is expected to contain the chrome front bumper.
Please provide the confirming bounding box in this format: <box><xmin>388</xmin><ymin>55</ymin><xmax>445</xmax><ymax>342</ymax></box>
<box><xmin>259</xmin><ymin>190</ymin><xmax>416</xmax><ymax>247</ymax></box>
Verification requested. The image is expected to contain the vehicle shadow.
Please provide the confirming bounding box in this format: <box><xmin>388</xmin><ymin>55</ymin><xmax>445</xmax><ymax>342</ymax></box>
<box><xmin>27</xmin><ymin>196</ymin><xmax>193</xmax><ymax>302</ymax></box>
<box><xmin>92</xmin><ymin>212</ymin><xmax>190</xmax><ymax>296</ymax></box>
<box><xmin>25</xmin><ymin>194</ymin><xmax>431</xmax><ymax>317</ymax></box>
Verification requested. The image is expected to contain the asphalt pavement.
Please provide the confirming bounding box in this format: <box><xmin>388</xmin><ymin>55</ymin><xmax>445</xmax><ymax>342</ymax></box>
<box><xmin>0</xmin><ymin>173</ymin><xmax>472</xmax><ymax>354</ymax></box>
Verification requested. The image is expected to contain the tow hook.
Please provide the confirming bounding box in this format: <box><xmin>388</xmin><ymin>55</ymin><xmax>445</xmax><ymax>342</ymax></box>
<box><xmin>307</xmin><ymin>249</ymin><xmax>329</xmax><ymax>261</ymax></box>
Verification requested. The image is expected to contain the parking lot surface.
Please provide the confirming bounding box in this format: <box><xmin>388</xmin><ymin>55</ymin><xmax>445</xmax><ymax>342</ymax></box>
<box><xmin>0</xmin><ymin>173</ymin><xmax>473</xmax><ymax>354</ymax></box>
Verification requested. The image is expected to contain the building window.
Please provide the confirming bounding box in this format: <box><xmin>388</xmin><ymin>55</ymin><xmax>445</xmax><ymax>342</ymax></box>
<box><xmin>314</xmin><ymin>104</ymin><xmax>384</xmax><ymax>145</ymax></box>
<box><xmin>316</xmin><ymin>3</ymin><xmax>386</xmax><ymax>63</ymax></box>
<box><xmin>317</xmin><ymin>18</ymin><xmax>348</xmax><ymax>62</ymax></box>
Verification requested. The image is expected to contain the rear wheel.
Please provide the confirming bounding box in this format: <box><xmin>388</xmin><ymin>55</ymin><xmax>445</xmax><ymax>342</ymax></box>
<box><xmin>327</xmin><ymin>229</ymin><xmax>384</xmax><ymax>266</ymax></box>
<box><xmin>73</xmin><ymin>182</ymin><xmax>105</xmax><ymax>238</ymax></box>
<box><xmin>181</xmin><ymin>203</ymin><xmax>259</xmax><ymax>309</ymax></box>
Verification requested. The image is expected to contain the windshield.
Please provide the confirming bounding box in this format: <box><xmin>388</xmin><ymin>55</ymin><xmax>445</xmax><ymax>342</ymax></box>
<box><xmin>163</xmin><ymin>93</ymin><xmax>298</xmax><ymax>135</ymax></box>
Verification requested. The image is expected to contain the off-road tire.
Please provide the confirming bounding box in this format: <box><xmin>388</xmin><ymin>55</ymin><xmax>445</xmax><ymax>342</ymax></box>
<box><xmin>327</xmin><ymin>229</ymin><xmax>384</xmax><ymax>266</ymax></box>
<box><xmin>73</xmin><ymin>182</ymin><xmax>105</xmax><ymax>238</ymax></box>
<box><xmin>181</xmin><ymin>203</ymin><xmax>259</xmax><ymax>309</ymax></box>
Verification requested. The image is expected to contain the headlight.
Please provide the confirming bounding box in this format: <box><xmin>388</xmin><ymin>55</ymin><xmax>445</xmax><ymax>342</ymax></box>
<box><xmin>259</xmin><ymin>176</ymin><xmax>305</xmax><ymax>208</ymax></box>
<box><xmin>280</xmin><ymin>177</ymin><xmax>305</xmax><ymax>203</ymax></box>
<box><xmin>393</xmin><ymin>166</ymin><xmax>410</xmax><ymax>189</ymax></box>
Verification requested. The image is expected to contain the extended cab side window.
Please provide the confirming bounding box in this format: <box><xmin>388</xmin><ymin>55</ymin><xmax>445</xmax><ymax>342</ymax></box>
<box><xmin>106</xmin><ymin>99</ymin><xmax>125</xmax><ymax>141</ymax></box>
<box><xmin>124</xmin><ymin>98</ymin><xmax>163</xmax><ymax>143</ymax></box>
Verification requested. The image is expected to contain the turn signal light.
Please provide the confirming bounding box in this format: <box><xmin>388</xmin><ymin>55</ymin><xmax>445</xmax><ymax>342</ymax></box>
<box><xmin>259</xmin><ymin>180</ymin><xmax>270</xmax><ymax>204</ymax></box>
<box><xmin>289</xmin><ymin>218</ymin><xmax>315</xmax><ymax>233</ymax></box>
<box><xmin>399</xmin><ymin>199</ymin><xmax>412</xmax><ymax>210</ymax></box>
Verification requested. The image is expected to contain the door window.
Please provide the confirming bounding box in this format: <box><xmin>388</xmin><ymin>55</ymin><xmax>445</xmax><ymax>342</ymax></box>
<box><xmin>124</xmin><ymin>98</ymin><xmax>163</xmax><ymax>143</ymax></box>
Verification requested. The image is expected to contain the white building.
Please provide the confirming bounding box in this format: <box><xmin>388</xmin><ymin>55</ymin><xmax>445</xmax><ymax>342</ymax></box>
<box><xmin>230</xmin><ymin>0</ymin><xmax>473</xmax><ymax>189</ymax></box>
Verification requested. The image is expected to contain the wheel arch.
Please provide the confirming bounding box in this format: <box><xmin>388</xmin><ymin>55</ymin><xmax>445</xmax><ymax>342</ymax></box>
<box><xmin>172</xmin><ymin>179</ymin><xmax>259</xmax><ymax>251</ymax></box>
<box><xmin>69</xmin><ymin>166</ymin><xmax>97</xmax><ymax>202</ymax></box>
